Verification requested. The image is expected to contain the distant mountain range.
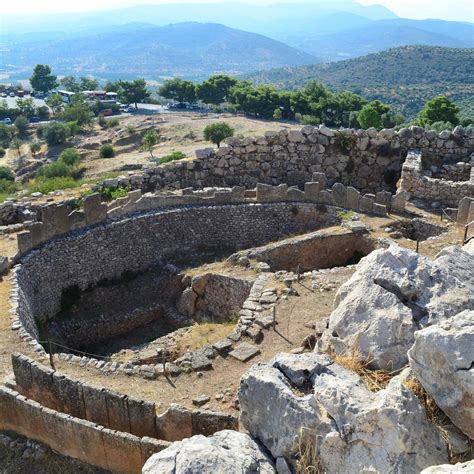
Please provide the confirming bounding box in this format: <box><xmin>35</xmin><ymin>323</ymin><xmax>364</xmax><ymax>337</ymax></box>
<box><xmin>245</xmin><ymin>46</ymin><xmax>474</xmax><ymax>119</ymax></box>
<box><xmin>0</xmin><ymin>23</ymin><xmax>317</xmax><ymax>80</ymax></box>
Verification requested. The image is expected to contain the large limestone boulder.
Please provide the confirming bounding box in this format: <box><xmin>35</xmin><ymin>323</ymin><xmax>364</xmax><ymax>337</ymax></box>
<box><xmin>421</xmin><ymin>460</ymin><xmax>474</xmax><ymax>473</ymax></box>
<box><xmin>142</xmin><ymin>430</ymin><xmax>275</xmax><ymax>474</ymax></box>
<box><xmin>408</xmin><ymin>310</ymin><xmax>474</xmax><ymax>439</ymax></box>
<box><xmin>318</xmin><ymin>244</ymin><xmax>474</xmax><ymax>371</ymax></box>
<box><xmin>239</xmin><ymin>353</ymin><xmax>448</xmax><ymax>473</ymax></box>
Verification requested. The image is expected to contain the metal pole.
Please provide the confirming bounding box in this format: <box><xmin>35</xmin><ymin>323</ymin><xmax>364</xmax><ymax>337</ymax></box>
<box><xmin>416</xmin><ymin>240</ymin><xmax>420</xmax><ymax>253</ymax></box>
<box><xmin>162</xmin><ymin>351</ymin><xmax>166</xmax><ymax>376</ymax></box>
<box><xmin>48</xmin><ymin>340</ymin><xmax>55</xmax><ymax>371</ymax></box>
<box><xmin>272</xmin><ymin>306</ymin><xmax>276</xmax><ymax>331</ymax></box>
<box><xmin>463</xmin><ymin>225</ymin><xmax>468</xmax><ymax>245</ymax></box>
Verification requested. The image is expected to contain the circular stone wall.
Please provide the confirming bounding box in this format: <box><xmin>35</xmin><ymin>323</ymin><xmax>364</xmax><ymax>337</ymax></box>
<box><xmin>13</xmin><ymin>203</ymin><xmax>340</xmax><ymax>343</ymax></box>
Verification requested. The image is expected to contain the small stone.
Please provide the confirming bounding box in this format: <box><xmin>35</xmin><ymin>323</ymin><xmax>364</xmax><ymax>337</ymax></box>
<box><xmin>193</xmin><ymin>394</ymin><xmax>210</xmax><ymax>407</ymax></box>
<box><xmin>229</xmin><ymin>342</ymin><xmax>261</xmax><ymax>362</ymax></box>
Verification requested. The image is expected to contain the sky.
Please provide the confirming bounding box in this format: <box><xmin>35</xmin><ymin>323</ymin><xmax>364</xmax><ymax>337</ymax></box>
<box><xmin>2</xmin><ymin>0</ymin><xmax>473</xmax><ymax>22</ymax></box>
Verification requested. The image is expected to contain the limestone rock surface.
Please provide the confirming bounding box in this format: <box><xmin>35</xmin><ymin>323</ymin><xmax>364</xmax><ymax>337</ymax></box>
<box><xmin>142</xmin><ymin>430</ymin><xmax>275</xmax><ymax>474</ymax></box>
<box><xmin>421</xmin><ymin>460</ymin><xmax>474</xmax><ymax>473</ymax></box>
<box><xmin>408</xmin><ymin>310</ymin><xmax>474</xmax><ymax>439</ymax></box>
<box><xmin>318</xmin><ymin>244</ymin><xmax>474</xmax><ymax>370</ymax></box>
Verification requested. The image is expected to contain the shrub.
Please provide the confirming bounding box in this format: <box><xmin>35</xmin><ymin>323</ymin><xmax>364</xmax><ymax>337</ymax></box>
<box><xmin>37</xmin><ymin>161</ymin><xmax>71</xmax><ymax>179</ymax></box>
<box><xmin>0</xmin><ymin>124</ymin><xmax>13</xmax><ymax>148</ymax></box>
<box><xmin>105</xmin><ymin>118</ymin><xmax>120</xmax><ymax>128</ymax></box>
<box><xmin>0</xmin><ymin>166</ymin><xmax>14</xmax><ymax>181</ymax></box>
<box><xmin>203</xmin><ymin>122</ymin><xmax>234</xmax><ymax>147</ymax></box>
<box><xmin>159</xmin><ymin>151</ymin><xmax>186</xmax><ymax>164</ymax></box>
<box><xmin>0</xmin><ymin>147</ymin><xmax>5</xmax><ymax>158</ymax></box>
<box><xmin>141</xmin><ymin>129</ymin><xmax>158</xmax><ymax>158</ymax></box>
<box><xmin>0</xmin><ymin>178</ymin><xmax>18</xmax><ymax>196</ymax></box>
<box><xmin>126</xmin><ymin>124</ymin><xmax>135</xmax><ymax>134</ymax></box>
<box><xmin>29</xmin><ymin>176</ymin><xmax>80</xmax><ymax>194</ymax></box>
<box><xmin>273</xmin><ymin>108</ymin><xmax>283</xmax><ymax>120</ymax></box>
<box><xmin>43</xmin><ymin>122</ymin><xmax>68</xmax><ymax>146</ymax></box>
<box><xmin>334</xmin><ymin>131</ymin><xmax>356</xmax><ymax>153</ymax></box>
<box><xmin>59</xmin><ymin>147</ymin><xmax>80</xmax><ymax>166</ymax></box>
<box><xmin>66</xmin><ymin>120</ymin><xmax>81</xmax><ymax>137</ymax></box>
<box><xmin>99</xmin><ymin>143</ymin><xmax>115</xmax><ymax>158</ymax></box>
<box><xmin>100</xmin><ymin>186</ymin><xmax>130</xmax><ymax>202</ymax></box>
<box><xmin>97</xmin><ymin>114</ymin><xmax>107</xmax><ymax>128</ymax></box>
<box><xmin>14</xmin><ymin>115</ymin><xmax>29</xmax><ymax>135</ymax></box>
<box><xmin>30</xmin><ymin>141</ymin><xmax>42</xmax><ymax>156</ymax></box>
<box><xmin>37</xmin><ymin>105</ymin><xmax>50</xmax><ymax>120</ymax></box>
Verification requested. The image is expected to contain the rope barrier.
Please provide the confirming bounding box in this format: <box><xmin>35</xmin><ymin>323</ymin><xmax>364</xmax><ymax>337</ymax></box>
<box><xmin>39</xmin><ymin>340</ymin><xmax>111</xmax><ymax>361</ymax></box>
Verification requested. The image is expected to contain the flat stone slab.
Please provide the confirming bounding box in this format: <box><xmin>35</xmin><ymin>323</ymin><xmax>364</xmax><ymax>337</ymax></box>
<box><xmin>190</xmin><ymin>354</ymin><xmax>213</xmax><ymax>371</ymax></box>
<box><xmin>212</xmin><ymin>338</ymin><xmax>234</xmax><ymax>353</ymax></box>
<box><xmin>255</xmin><ymin>314</ymin><xmax>275</xmax><ymax>329</ymax></box>
<box><xmin>229</xmin><ymin>342</ymin><xmax>261</xmax><ymax>363</ymax></box>
<box><xmin>193</xmin><ymin>395</ymin><xmax>210</xmax><ymax>407</ymax></box>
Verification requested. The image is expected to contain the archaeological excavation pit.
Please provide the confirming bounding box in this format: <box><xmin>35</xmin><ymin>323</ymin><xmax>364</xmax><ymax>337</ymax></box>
<box><xmin>14</xmin><ymin>202</ymin><xmax>355</xmax><ymax>361</ymax></box>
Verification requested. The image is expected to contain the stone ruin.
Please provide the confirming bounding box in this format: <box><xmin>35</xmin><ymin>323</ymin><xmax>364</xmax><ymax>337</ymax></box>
<box><xmin>0</xmin><ymin>124</ymin><xmax>473</xmax><ymax>473</ymax></box>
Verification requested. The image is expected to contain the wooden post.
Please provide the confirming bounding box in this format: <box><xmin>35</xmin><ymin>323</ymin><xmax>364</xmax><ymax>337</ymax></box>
<box><xmin>416</xmin><ymin>239</ymin><xmax>420</xmax><ymax>253</ymax></box>
<box><xmin>48</xmin><ymin>339</ymin><xmax>55</xmax><ymax>371</ymax></box>
<box><xmin>162</xmin><ymin>351</ymin><xmax>166</xmax><ymax>376</ymax></box>
<box><xmin>272</xmin><ymin>306</ymin><xmax>276</xmax><ymax>330</ymax></box>
<box><xmin>463</xmin><ymin>225</ymin><xmax>469</xmax><ymax>245</ymax></box>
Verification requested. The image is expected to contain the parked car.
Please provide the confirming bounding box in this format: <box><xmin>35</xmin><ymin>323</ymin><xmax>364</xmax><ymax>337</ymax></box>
<box><xmin>125</xmin><ymin>106</ymin><xmax>135</xmax><ymax>113</ymax></box>
<box><xmin>29</xmin><ymin>117</ymin><xmax>40</xmax><ymax>123</ymax></box>
<box><xmin>101</xmin><ymin>108</ymin><xmax>113</xmax><ymax>116</ymax></box>
<box><xmin>0</xmin><ymin>92</ymin><xmax>6</xmax><ymax>98</ymax></box>
<box><xmin>9</xmin><ymin>92</ymin><xmax>15</xmax><ymax>97</ymax></box>
<box><xmin>0</xmin><ymin>118</ymin><xmax>12</xmax><ymax>124</ymax></box>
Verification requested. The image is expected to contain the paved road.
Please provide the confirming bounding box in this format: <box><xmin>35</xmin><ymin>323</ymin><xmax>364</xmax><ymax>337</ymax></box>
<box><xmin>1</xmin><ymin>96</ymin><xmax>47</xmax><ymax>108</ymax></box>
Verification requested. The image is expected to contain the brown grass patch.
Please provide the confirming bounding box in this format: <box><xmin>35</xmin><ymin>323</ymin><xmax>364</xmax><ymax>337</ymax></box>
<box><xmin>332</xmin><ymin>349</ymin><xmax>395</xmax><ymax>392</ymax></box>
<box><xmin>175</xmin><ymin>322</ymin><xmax>235</xmax><ymax>353</ymax></box>
<box><xmin>403</xmin><ymin>375</ymin><xmax>473</xmax><ymax>463</ymax></box>
<box><xmin>296</xmin><ymin>428</ymin><xmax>323</xmax><ymax>474</ymax></box>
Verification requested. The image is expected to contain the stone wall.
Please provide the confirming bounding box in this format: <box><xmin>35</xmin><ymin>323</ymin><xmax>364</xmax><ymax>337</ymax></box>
<box><xmin>0</xmin><ymin>385</ymin><xmax>169</xmax><ymax>473</ymax></box>
<box><xmin>399</xmin><ymin>150</ymin><xmax>474</xmax><ymax>206</ymax></box>
<box><xmin>230</xmin><ymin>229</ymin><xmax>376</xmax><ymax>272</ymax></box>
<box><xmin>11</xmin><ymin>202</ymin><xmax>341</xmax><ymax>354</ymax></box>
<box><xmin>95</xmin><ymin>125</ymin><xmax>474</xmax><ymax>199</ymax></box>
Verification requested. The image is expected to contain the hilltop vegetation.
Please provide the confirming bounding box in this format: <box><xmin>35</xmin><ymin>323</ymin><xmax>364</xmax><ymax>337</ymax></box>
<box><xmin>245</xmin><ymin>46</ymin><xmax>474</xmax><ymax>119</ymax></box>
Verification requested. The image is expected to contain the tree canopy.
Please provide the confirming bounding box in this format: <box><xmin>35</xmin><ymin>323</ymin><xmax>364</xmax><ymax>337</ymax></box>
<box><xmin>196</xmin><ymin>74</ymin><xmax>238</xmax><ymax>106</ymax></box>
<box><xmin>418</xmin><ymin>96</ymin><xmax>460</xmax><ymax>126</ymax></box>
<box><xmin>30</xmin><ymin>64</ymin><xmax>58</xmax><ymax>93</ymax></box>
<box><xmin>204</xmin><ymin>122</ymin><xmax>234</xmax><ymax>147</ymax></box>
<box><xmin>158</xmin><ymin>78</ymin><xmax>196</xmax><ymax>104</ymax></box>
<box><xmin>118</xmin><ymin>79</ymin><xmax>150</xmax><ymax>108</ymax></box>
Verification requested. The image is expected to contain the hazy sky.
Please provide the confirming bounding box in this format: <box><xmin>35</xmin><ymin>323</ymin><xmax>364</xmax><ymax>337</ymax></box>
<box><xmin>2</xmin><ymin>0</ymin><xmax>473</xmax><ymax>22</ymax></box>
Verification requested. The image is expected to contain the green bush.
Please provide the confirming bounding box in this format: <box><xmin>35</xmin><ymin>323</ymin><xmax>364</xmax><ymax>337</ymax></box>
<box><xmin>99</xmin><ymin>143</ymin><xmax>115</xmax><ymax>158</ymax></box>
<box><xmin>0</xmin><ymin>124</ymin><xmax>13</xmax><ymax>148</ymax></box>
<box><xmin>203</xmin><ymin>122</ymin><xmax>234</xmax><ymax>147</ymax></box>
<box><xmin>334</xmin><ymin>131</ymin><xmax>356</xmax><ymax>153</ymax></box>
<box><xmin>29</xmin><ymin>177</ymin><xmax>80</xmax><ymax>194</ymax></box>
<box><xmin>37</xmin><ymin>161</ymin><xmax>71</xmax><ymax>179</ymax></box>
<box><xmin>0</xmin><ymin>178</ymin><xmax>18</xmax><ymax>195</ymax></box>
<box><xmin>30</xmin><ymin>141</ymin><xmax>42</xmax><ymax>156</ymax></box>
<box><xmin>66</xmin><ymin>120</ymin><xmax>81</xmax><ymax>137</ymax></box>
<box><xmin>59</xmin><ymin>147</ymin><xmax>81</xmax><ymax>166</ymax></box>
<box><xmin>100</xmin><ymin>186</ymin><xmax>130</xmax><ymax>202</ymax></box>
<box><xmin>0</xmin><ymin>147</ymin><xmax>5</xmax><ymax>158</ymax></box>
<box><xmin>159</xmin><ymin>151</ymin><xmax>187</xmax><ymax>164</ymax></box>
<box><xmin>98</xmin><ymin>114</ymin><xmax>107</xmax><ymax>128</ymax></box>
<box><xmin>14</xmin><ymin>115</ymin><xmax>29</xmax><ymax>135</ymax></box>
<box><xmin>0</xmin><ymin>166</ymin><xmax>14</xmax><ymax>181</ymax></box>
<box><xmin>43</xmin><ymin>122</ymin><xmax>68</xmax><ymax>146</ymax></box>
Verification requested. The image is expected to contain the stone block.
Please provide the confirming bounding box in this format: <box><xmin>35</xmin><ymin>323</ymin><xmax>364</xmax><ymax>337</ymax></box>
<box><xmin>359</xmin><ymin>195</ymin><xmax>374</xmax><ymax>214</ymax></box>
<box><xmin>140</xmin><ymin>437</ymin><xmax>171</xmax><ymax>465</ymax></box>
<box><xmin>304</xmin><ymin>182</ymin><xmax>320</xmax><ymax>202</ymax></box>
<box><xmin>375</xmin><ymin>190</ymin><xmax>392</xmax><ymax>207</ymax></box>
<box><xmin>26</xmin><ymin>221</ymin><xmax>45</xmax><ymax>247</ymax></box>
<box><xmin>84</xmin><ymin>193</ymin><xmax>107</xmax><ymax>226</ymax></box>
<box><xmin>256</xmin><ymin>183</ymin><xmax>288</xmax><ymax>203</ymax></box>
<box><xmin>102</xmin><ymin>428</ymin><xmax>143</xmax><ymax>474</ymax></box>
<box><xmin>127</xmin><ymin>396</ymin><xmax>157</xmax><ymax>438</ymax></box>
<box><xmin>457</xmin><ymin>197</ymin><xmax>474</xmax><ymax>225</ymax></box>
<box><xmin>155</xmin><ymin>404</ymin><xmax>193</xmax><ymax>441</ymax></box>
<box><xmin>346</xmin><ymin>187</ymin><xmax>361</xmax><ymax>210</ymax></box>
<box><xmin>213</xmin><ymin>191</ymin><xmax>232</xmax><ymax>204</ymax></box>
<box><xmin>286</xmin><ymin>187</ymin><xmax>305</xmax><ymax>202</ymax></box>
<box><xmin>68</xmin><ymin>210</ymin><xmax>86</xmax><ymax>230</ymax></box>
<box><xmin>312</xmin><ymin>172</ymin><xmax>327</xmax><ymax>190</ymax></box>
<box><xmin>17</xmin><ymin>231</ymin><xmax>32</xmax><ymax>254</ymax></box>
<box><xmin>192</xmin><ymin>410</ymin><xmax>238</xmax><ymax>437</ymax></box>
<box><xmin>52</xmin><ymin>373</ymin><xmax>85</xmax><ymax>419</ymax></box>
<box><xmin>318</xmin><ymin>190</ymin><xmax>334</xmax><ymax>206</ymax></box>
<box><xmin>40</xmin><ymin>204</ymin><xmax>70</xmax><ymax>239</ymax></box>
<box><xmin>83</xmin><ymin>384</ymin><xmax>109</xmax><ymax>428</ymax></box>
<box><xmin>229</xmin><ymin>342</ymin><xmax>261</xmax><ymax>362</ymax></box>
<box><xmin>11</xmin><ymin>352</ymin><xmax>33</xmax><ymax>393</ymax></box>
<box><xmin>231</xmin><ymin>186</ymin><xmax>246</xmax><ymax>201</ymax></box>
<box><xmin>332</xmin><ymin>183</ymin><xmax>347</xmax><ymax>208</ymax></box>
<box><xmin>373</xmin><ymin>203</ymin><xmax>388</xmax><ymax>216</ymax></box>
<box><xmin>128</xmin><ymin>189</ymin><xmax>142</xmax><ymax>202</ymax></box>
<box><xmin>29</xmin><ymin>362</ymin><xmax>58</xmax><ymax>411</ymax></box>
<box><xmin>105</xmin><ymin>390</ymin><xmax>131</xmax><ymax>433</ymax></box>
<box><xmin>391</xmin><ymin>191</ymin><xmax>409</xmax><ymax>214</ymax></box>
<box><xmin>70</xmin><ymin>418</ymin><xmax>107</xmax><ymax>468</ymax></box>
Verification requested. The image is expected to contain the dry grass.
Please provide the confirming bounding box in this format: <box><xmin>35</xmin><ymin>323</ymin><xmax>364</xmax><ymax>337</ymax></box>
<box><xmin>403</xmin><ymin>375</ymin><xmax>473</xmax><ymax>463</ymax></box>
<box><xmin>296</xmin><ymin>428</ymin><xmax>323</xmax><ymax>474</ymax></box>
<box><xmin>175</xmin><ymin>321</ymin><xmax>235</xmax><ymax>353</ymax></box>
<box><xmin>332</xmin><ymin>348</ymin><xmax>395</xmax><ymax>392</ymax></box>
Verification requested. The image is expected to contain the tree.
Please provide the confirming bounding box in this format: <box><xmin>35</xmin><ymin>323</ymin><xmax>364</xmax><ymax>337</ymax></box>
<box><xmin>30</xmin><ymin>141</ymin><xmax>42</xmax><ymax>157</ymax></box>
<box><xmin>16</xmin><ymin>98</ymin><xmax>36</xmax><ymax>118</ymax></box>
<box><xmin>79</xmin><ymin>77</ymin><xmax>98</xmax><ymax>91</ymax></box>
<box><xmin>419</xmin><ymin>96</ymin><xmax>460</xmax><ymax>126</ymax></box>
<box><xmin>46</xmin><ymin>93</ymin><xmax>65</xmax><ymax>114</ymax></box>
<box><xmin>273</xmin><ymin>108</ymin><xmax>283</xmax><ymax>120</ymax></box>
<box><xmin>59</xmin><ymin>148</ymin><xmax>81</xmax><ymax>166</ymax></box>
<box><xmin>196</xmin><ymin>74</ymin><xmax>237</xmax><ymax>106</ymax></box>
<box><xmin>118</xmin><ymin>79</ymin><xmax>150</xmax><ymax>108</ymax></box>
<box><xmin>30</xmin><ymin>64</ymin><xmax>58</xmax><ymax>94</ymax></box>
<box><xmin>60</xmin><ymin>76</ymin><xmax>80</xmax><ymax>92</ymax></box>
<box><xmin>204</xmin><ymin>122</ymin><xmax>234</xmax><ymax>147</ymax></box>
<box><xmin>61</xmin><ymin>94</ymin><xmax>93</xmax><ymax>125</ymax></box>
<box><xmin>14</xmin><ymin>116</ymin><xmax>29</xmax><ymax>136</ymax></box>
<box><xmin>11</xmin><ymin>138</ymin><xmax>25</xmax><ymax>167</ymax></box>
<box><xmin>158</xmin><ymin>78</ymin><xmax>196</xmax><ymax>104</ymax></box>
<box><xmin>0</xmin><ymin>125</ymin><xmax>13</xmax><ymax>148</ymax></box>
<box><xmin>358</xmin><ymin>105</ymin><xmax>382</xmax><ymax>129</ymax></box>
<box><xmin>141</xmin><ymin>129</ymin><xmax>158</xmax><ymax>159</ymax></box>
<box><xmin>43</xmin><ymin>122</ymin><xmax>68</xmax><ymax>146</ymax></box>
<box><xmin>104</xmin><ymin>80</ymin><xmax>119</xmax><ymax>93</ymax></box>
<box><xmin>99</xmin><ymin>144</ymin><xmax>115</xmax><ymax>158</ymax></box>
<box><xmin>0</xmin><ymin>166</ymin><xmax>14</xmax><ymax>181</ymax></box>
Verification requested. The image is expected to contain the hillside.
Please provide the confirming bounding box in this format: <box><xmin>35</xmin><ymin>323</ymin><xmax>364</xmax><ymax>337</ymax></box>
<box><xmin>282</xmin><ymin>18</ymin><xmax>473</xmax><ymax>60</ymax></box>
<box><xmin>0</xmin><ymin>23</ymin><xmax>318</xmax><ymax>81</ymax></box>
<box><xmin>245</xmin><ymin>46</ymin><xmax>474</xmax><ymax>119</ymax></box>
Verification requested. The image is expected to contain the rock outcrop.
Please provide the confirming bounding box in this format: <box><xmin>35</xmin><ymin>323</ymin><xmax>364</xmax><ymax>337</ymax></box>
<box><xmin>142</xmin><ymin>430</ymin><xmax>275</xmax><ymax>474</ymax></box>
<box><xmin>421</xmin><ymin>460</ymin><xmax>474</xmax><ymax>473</ymax></box>
<box><xmin>318</xmin><ymin>244</ymin><xmax>474</xmax><ymax>371</ymax></box>
<box><xmin>408</xmin><ymin>310</ymin><xmax>474</xmax><ymax>439</ymax></box>
<box><xmin>239</xmin><ymin>353</ymin><xmax>448</xmax><ymax>473</ymax></box>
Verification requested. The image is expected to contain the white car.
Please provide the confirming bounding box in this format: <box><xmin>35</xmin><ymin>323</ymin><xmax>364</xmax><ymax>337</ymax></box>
<box><xmin>8</xmin><ymin>92</ymin><xmax>15</xmax><ymax>97</ymax></box>
<box><xmin>0</xmin><ymin>93</ymin><xmax>6</xmax><ymax>98</ymax></box>
<box><xmin>0</xmin><ymin>118</ymin><xmax>12</xmax><ymax>125</ymax></box>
